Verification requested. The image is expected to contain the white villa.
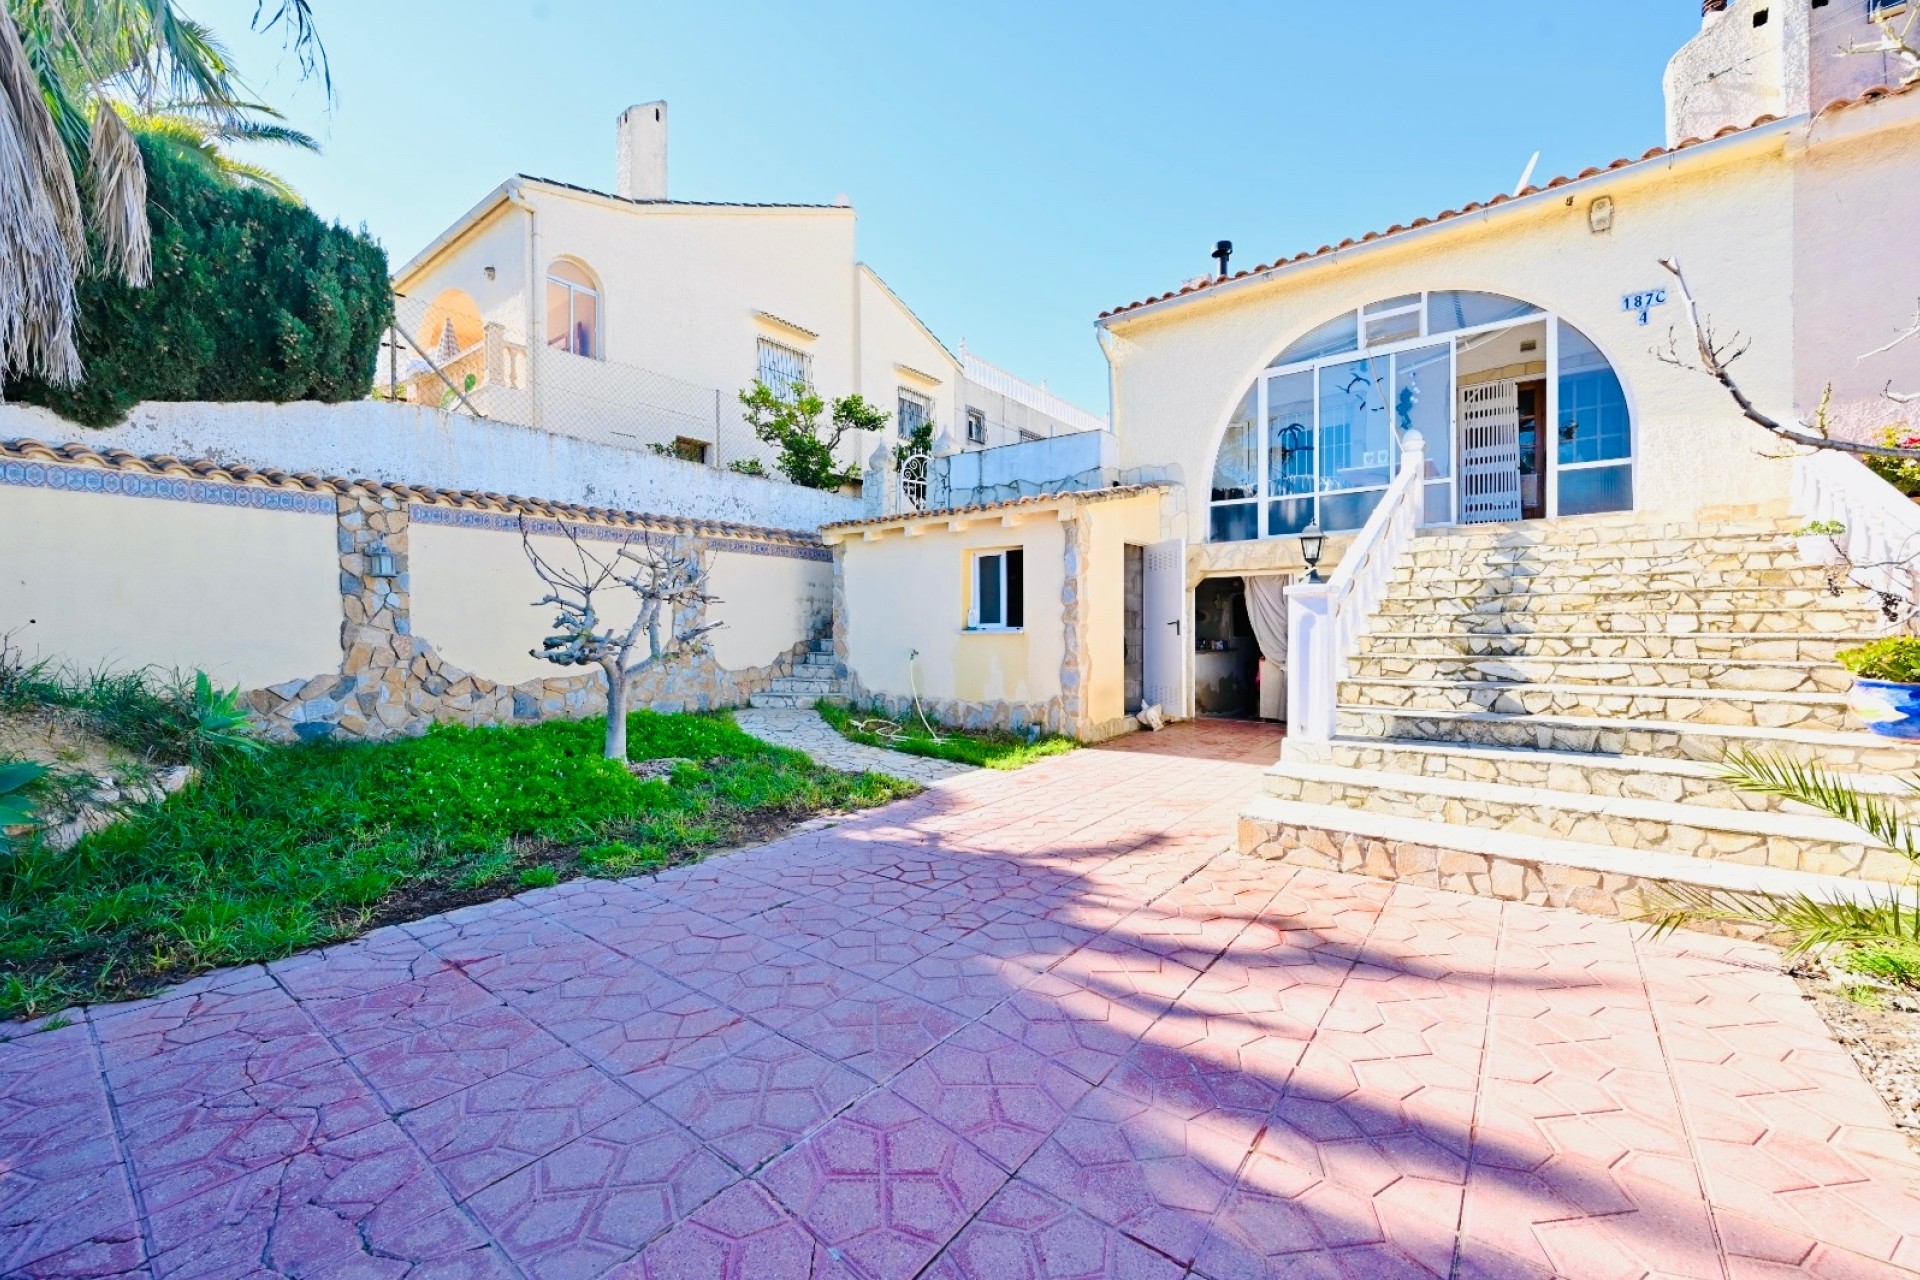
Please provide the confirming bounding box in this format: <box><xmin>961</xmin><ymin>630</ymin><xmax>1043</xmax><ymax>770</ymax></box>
<box><xmin>389</xmin><ymin>102</ymin><xmax>1105</xmax><ymax>473</ymax></box>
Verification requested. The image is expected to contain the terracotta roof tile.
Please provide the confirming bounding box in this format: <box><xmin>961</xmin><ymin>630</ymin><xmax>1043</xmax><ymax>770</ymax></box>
<box><xmin>0</xmin><ymin>438</ymin><xmax>827</xmax><ymax>547</ymax></box>
<box><xmin>1096</xmin><ymin>85</ymin><xmax>1914</xmax><ymax>322</ymax></box>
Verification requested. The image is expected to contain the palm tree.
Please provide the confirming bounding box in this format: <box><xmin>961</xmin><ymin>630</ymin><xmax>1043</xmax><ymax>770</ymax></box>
<box><xmin>121</xmin><ymin>100</ymin><xmax>318</xmax><ymax>203</ymax></box>
<box><xmin>0</xmin><ymin>0</ymin><xmax>326</xmax><ymax>387</ymax></box>
<box><xmin>1640</xmin><ymin>752</ymin><xmax>1920</xmax><ymax>954</ymax></box>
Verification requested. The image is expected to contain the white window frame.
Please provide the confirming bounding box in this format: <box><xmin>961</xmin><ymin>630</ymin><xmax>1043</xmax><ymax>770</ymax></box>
<box><xmin>757</xmin><ymin>338</ymin><xmax>812</xmax><ymax>399</ymax></box>
<box><xmin>965</xmin><ymin>406</ymin><xmax>987</xmax><ymax>445</ymax></box>
<box><xmin>545</xmin><ymin>263</ymin><xmax>601</xmax><ymax>359</ymax></box>
<box><xmin>967</xmin><ymin>548</ymin><xmax>1024</xmax><ymax>631</ymax></box>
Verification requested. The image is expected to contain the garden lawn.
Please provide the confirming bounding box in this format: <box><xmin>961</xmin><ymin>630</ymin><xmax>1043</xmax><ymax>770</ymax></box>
<box><xmin>0</xmin><ymin>711</ymin><xmax>914</xmax><ymax>1019</ymax></box>
<box><xmin>816</xmin><ymin>702</ymin><xmax>1076</xmax><ymax>770</ymax></box>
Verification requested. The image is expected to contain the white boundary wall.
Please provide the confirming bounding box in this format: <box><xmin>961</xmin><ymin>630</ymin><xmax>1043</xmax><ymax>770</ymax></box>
<box><xmin>0</xmin><ymin>399</ymin><xmax>868</xmax><ymax>533</ymax></box>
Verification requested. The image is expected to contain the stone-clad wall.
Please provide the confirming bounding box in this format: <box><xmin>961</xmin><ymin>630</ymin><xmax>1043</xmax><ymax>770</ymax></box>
<box><xmin>251</xmin><ymin>489</ymin><xmax>815</xmax><ymax>742</ymax></box>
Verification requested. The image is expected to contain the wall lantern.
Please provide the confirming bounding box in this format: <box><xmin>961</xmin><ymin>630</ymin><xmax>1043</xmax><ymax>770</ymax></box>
<box><xmin>1588</xmin><ymin>196</ymin><xmax>1614</xmax><ymax>234</ymax></box>
<box><xmin>1299</xmin><ymin>522</ymin><xmax>1326</xmax><ymax>584</ymax></box>
<box><xmin>366</xmin><ymin>541</ymin><xmax>398</xmax><ymax>579</ymax></box>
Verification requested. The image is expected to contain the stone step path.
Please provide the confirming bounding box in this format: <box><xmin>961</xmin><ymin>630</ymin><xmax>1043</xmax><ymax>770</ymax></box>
<box><xmin>734</xmin><ymin>707</ymin><xmax>975</xmax><ymax>785</ymax></box>
<box><xmin>748</xmin><ymin>640</ymin><xmax>847</xmax><ymax>710</ymax></box>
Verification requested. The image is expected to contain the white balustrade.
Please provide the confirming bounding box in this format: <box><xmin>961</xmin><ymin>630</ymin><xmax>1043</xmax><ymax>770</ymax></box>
<box><xmin>1792</xmin><ymin>448</ymin><xmax>1920</xmax><ymax>614</ymax></box>
<box><xmin>1287</xmin><ymin>431</ymin><xmax>1427</xmax><ymax>745</ymax></box>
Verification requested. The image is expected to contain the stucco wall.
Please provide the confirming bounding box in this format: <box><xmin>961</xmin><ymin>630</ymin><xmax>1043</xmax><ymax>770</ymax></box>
<box><xmin>706</xmin><ymin>550</ymin><xmax>833</xmax><ymax>672</ymax></box>
<box><xmin>1080</xmin><ymin>493</ymin><xmax>1166</xmax><ymax>729</ymax></box>
<box><xmin>0</xmin><ymin>400</ymin><xmax>866</xmax><ymax>532</ymax></box>
<box><xmin>1103</xmin><ymin>129</ymin><xmax>1803</xmax><ymax>543</ymax></box>
<box><xmin>0</xmin><ymin>480</ymin><xmax>341</xmax><ymax>688</ymax></box>
<box><xmin>1793</xmin><ymin>97</ymin><xmax>1920</xmax><ymax>441</ymax></box>
<box><xmin>857</xmin><ymin>267</ymin><xmax>960</xmax><ymax>443</ymax></box>
<box><xmin>839</xmin><ymin>518</ymin><xmax>1067</xmax><ymax>712</ymax></box>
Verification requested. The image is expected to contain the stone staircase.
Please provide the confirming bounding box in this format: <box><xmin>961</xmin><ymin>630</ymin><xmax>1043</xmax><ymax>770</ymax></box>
<box><xmin>747</xmin><ymin>638</ymin><xmax>845</xmax><ymax>709</ymax></box>
<box><xmin>1240</xmin><ymin>513</ymin><xmax>1920</xmax><ymax>920</ymax></box>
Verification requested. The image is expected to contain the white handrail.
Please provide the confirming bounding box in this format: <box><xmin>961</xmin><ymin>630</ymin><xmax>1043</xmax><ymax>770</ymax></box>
<box><xmin>1286</xmin><ymin>431</ymin><xmax>1427</xmax><ymax>745</ymax></box>
<box><xmin>1792</xmin><ymin>449</ymin><xmax>1920</xmax><ymax>614</ymax></box>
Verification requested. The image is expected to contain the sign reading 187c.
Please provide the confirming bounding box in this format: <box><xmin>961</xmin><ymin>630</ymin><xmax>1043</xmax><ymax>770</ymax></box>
<box><xmin>1622</xmin><ymin>288</ymin><xmax>1669</xmax><ymax>325</ymax></box>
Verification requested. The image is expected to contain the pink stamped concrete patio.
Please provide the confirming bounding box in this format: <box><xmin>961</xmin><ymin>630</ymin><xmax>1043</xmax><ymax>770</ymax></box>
<box><xmin>6</xmin><ymin>720</ymin><xmax>1920</xmax><ymax>1278</ymax></box>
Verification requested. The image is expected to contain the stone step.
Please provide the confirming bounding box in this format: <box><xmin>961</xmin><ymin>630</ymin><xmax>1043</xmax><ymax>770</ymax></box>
<box><xmin>1305</xmin><ymin>736</ymin><xmax>1920</xmax><ymax>818</ymax></box>
<box><xmin>1374</xmin><ymin>584</ymin><xmax>1867</xmax><ymax>617</ymax></box>
<box><xmin>766</xmin><ymin>676</ymin><xmax>840</xmax><ymax>697</ymax></box>
<box><xmin>1341</xmin><ymin>677</ymin><xmax>1853</xmax><ymax>732</ymax></box>
<box><xmin>1387</xmin><ymin>565</ymin><xmax>1831</xmax><ymax>594</ymax></box>
<box><xmin>1335</xmin><ymin>704</ymin><xmax>1920</xmax><ymax>769</ymax></box>
<box><xmin>1261</xmin><ymin>761</ymin><xmax>1906</xmax><ymax>883</ymax></box>
<box><xmin>1355</xmin><ymin>631</ymin><xmax>1880</xmax><ymax>663</ymax></box>
<box><xmin>793</xmin><ymin>654</ymin><xmax>839</xmax><ymax>673</ymax></box>
<box><xmin>747</xmin><ymin>691</ymin><xmax>818</xmax><ymax>709</ymax></box>
<box><xmin>1346</xmin><ymin>653</ymin><xmax>1850</xmax><ymax>694</ymax></box>
<box><xmin>1366</xmin><ymin>605</ymin><xmax>1881</xmax><ymax>636</ymax></box>
<box><xmin>1238</xmin><ymin>796</ymin><xmax>1915</xmax><ymax>928</ymax></box>
<box><xmin>1412</xmin><ymin>514</ymin><xmax>1796</xmax><ymax>548</ymax></box>
<box><xmin>1401</xmin><ymin>541</ymin><xmax>1811</xmax><ymax>574</ymax></box>
<box><xmin>809</xmin><ymin>638</ymin><xmax>834</xmax><ymax>654</ymax></box>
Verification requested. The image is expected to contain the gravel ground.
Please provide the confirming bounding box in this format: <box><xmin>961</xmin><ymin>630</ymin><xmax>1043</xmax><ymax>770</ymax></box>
<box><xmin>1798</xmin><ymin>963</ymin><xmax>1920</xmax><ymax>1149</ymax></box>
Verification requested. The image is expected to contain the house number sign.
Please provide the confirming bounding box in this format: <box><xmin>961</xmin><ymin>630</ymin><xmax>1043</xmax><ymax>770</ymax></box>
<box><xmin>1622</xmin><ymin>288</ymin><xmax>1669</xmax><ymax>325</ymax></box>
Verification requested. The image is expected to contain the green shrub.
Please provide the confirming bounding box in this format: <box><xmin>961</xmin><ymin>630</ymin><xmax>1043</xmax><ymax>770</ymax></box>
<box><xmin>3</xmin><ymin>133</ymin><xmax>391</xmax><ymax>427</ymax></box>
<box><xmin>1838</xmin><ymin>636</ymin><xmax>1920</xmax><ymax>684</ymax></box>
<box><xmin>1865</xmin><ymin>426</ymin><xmax>1920</xmax><ymax>497</ymax></box>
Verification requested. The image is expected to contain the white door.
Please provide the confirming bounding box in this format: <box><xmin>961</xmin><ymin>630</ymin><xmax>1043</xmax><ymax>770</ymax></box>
<box><xmin>1460</xmin><ymin>380</ymin><xmax>1522</xmax><ymax>523</ymax></box>
<box><xmin>1142</xmin><ymin>538</ymin><xmax>1187</xmax><ymax>717</ymax></box>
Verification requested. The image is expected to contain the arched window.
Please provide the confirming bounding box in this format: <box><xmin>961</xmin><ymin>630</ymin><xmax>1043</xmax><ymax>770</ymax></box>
<box><xmin>1207</xmin><ymin>290</ymin><xmax>1632</xmax><ymax>541</ymax></box>
<box><xmin>545</xmin><ymin>259</ymin><xmax>600</xmax><ymax>359</ymax></box>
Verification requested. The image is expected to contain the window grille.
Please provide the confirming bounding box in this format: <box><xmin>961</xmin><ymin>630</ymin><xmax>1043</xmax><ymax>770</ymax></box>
<box><xmin>897</xmin><ymin>387</ymin><xmax>932</xmax><ymax>438</ymax></box>
<box><xmin>966</xmin><ymin>407</ymin><xmax>987</xmax><ymax>445</ymax></box>
<box><xmin>757</xmin><ymin>339</ymin><xmax>812</xmax><ymax>399</ymax></box>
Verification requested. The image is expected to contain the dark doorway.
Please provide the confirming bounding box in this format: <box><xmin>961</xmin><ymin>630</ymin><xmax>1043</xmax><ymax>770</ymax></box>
<box><xmin>1193</xmin><ymin>577</ymin><xmax>1259</xmax><ymax>718</ymax></box>
<box><xmin>1123</xmin><ymin>544</ymin><xmax>1144</xmax><ymax>714</ymax></box>
<box><xmin>1516</xmin><ymin>378</ymin><xmax>1548</xmax><ymax>520</ymax></box>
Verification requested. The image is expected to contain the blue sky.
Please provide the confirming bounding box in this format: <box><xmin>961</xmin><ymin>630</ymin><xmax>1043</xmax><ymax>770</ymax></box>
<box><xmin>200</xmin><ymin>1</ymin><xmax>1701</xmax><ymax>410</ymax></box>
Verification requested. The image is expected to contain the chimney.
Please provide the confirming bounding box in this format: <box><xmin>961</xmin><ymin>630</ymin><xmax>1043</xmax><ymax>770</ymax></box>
<box><xmin>616</xmin><ymin>101</ymin><xmax>668</xmax><ymax>201</ymax></box>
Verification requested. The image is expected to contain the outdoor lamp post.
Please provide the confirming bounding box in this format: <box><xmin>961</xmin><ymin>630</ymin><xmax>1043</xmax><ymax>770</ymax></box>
<box><xmin>1300</xmin><ymin>522</ymin><xmax>1326</xmax><ymax>584</ymax></box>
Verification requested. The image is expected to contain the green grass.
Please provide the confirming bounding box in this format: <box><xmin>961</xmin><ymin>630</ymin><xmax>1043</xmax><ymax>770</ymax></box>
<box><xmin>816</xmin><ymin>702</ymin><xmax>1077</xmax><ymax>771</ymax></box>
<box><xmin>0</xmin><ymin>711</ymin><xmax>915</xmax><ymax>1019</ymax></box>
<box><xmin>1842</xmin><ymin>938</ymin><xmax>1920</xmax><ymax>987</ymax></box>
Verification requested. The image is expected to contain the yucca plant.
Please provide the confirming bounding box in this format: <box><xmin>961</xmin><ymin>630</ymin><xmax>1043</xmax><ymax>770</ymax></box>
<box><xmin>1640</xmin><ymin>751</ymin><xmax>1920</xmax><ymax>956</ymax></box>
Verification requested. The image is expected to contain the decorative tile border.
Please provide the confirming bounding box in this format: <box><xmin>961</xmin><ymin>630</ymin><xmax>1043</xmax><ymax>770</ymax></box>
<box><xmin>408</xmin><ymin>503</ymin><xmax>832</xmax><ymax>562</ymax></box>
<box><xmin>0</xmin><ymin>458</ymin><xmax>335</xmax><ymax>514</ymax></box>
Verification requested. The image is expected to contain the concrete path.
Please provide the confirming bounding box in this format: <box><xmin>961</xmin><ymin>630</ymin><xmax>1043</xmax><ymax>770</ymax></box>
<box><xmin>735</xmin><ymin>707</ymin><xmax>976</xmax><ymax>786</ymax></box>
<box><xmin>6</xmin><ymin>720</ymin><xmax>1920</xmax><ymax>1278</ymax></box>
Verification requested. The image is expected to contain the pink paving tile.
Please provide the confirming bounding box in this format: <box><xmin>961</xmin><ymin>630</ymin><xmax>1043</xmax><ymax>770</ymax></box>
<box><xmin>652</xmin><ymin>1032</ymin><xmax>869</xmax><ymax>1172</ymax></box>
<box><xmin>512</xmin><ymin>963</ymin><xmax>700</xmax><ymax>1047</ymax></box>
<box><xmin>782</xmin><ymin>983</ymin><xmax>967</xmax><ymax>1082</ymax></box>
<box><xmin>463</xmin><ymin>1103</ymin><xmax>737</xmax><ymax>1280</ymax></box>
<box><xmin>800</xmin><ymin>918</ymin><xmax>954</xmax><ymax>980</ymax></box>
<box><xmin>461</xmin><ymin>934</ymin><xmax>629</xmax><ymax>998</ymax></box>
<box><xmin>397</xmin><ymin>1047</ymin><xmax>640</xmax><ymax>1198</ymax></box>
<box><xmin>759</xmin><ymin>1089</ymin><xmax>1007</xmax><ymax>1280</ymax></box>
<box><xmin>610</xmin><ymin>1179</ymin><xmax>858</xmax><ymax>1279</ymax></box>
<box><xmin>707</xmin><ymin>951</ymin><xmax>875</xmax><ymax>1029</ymax></box>
<box><xmin>571</xmin><ymin>991</ymin><xmax>767</xmax><ymax>1097</ymax></box>
<box><xmin>1019</xmin><ymin>1079</ymin><xmax>1250</xmax><ymax>1266</ymax></box>
<box><xmin>269</xmin><ymin>927</ymin><xmax>453</xmax><ymax>1000</ymax></box>
<box><xmin>877</xmin><ymin>942</ymin><xmax>1039</xmax><ymax>1020</ymax></box>
<box><xmin>144</xmin><ymin>1121</ymin><xmax>465</xmax><ymax>1279</ymax></box>
<box><xmin>981</xmin><ymin>972</ymin><xmax>1164</xmax><ymax>1087</ymax></box>
<box><xmin>347</xmin><ymin>1004</ymin><xmax>568</xmax><ymax>1113</ymax></box>
<box><xmin>299</xmin><ymin>963</ymin><xmax>503</xmax><ymax>1056</ymax></box>
<box><xmin>921</xmin><ymin>1179</ymin><xmax>1184</xmax><ymax>1279</ymax></box>
<box><xmin>890</xmin><ymin>1022</ymin><xmax>1091</xmax><ymax>1172</ymax></box>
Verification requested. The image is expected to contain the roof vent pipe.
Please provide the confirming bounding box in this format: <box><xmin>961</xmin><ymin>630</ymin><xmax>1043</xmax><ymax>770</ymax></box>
<box><xmin>1212</xmin><ymin>240</ymin><xmax>1232</xmax><ymax>277</ymax></box>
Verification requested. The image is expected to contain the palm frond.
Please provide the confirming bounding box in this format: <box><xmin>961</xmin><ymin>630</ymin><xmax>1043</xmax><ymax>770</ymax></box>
<box><xmin>0</xmin><ymin>5</ymin><xmax>83</xmax><ymax>385</ymax></box>
<box><xmin>213</xmin><ymin>119</ymin><xmax>316</xmax><ymax>151</ymax></box>
<box><xmin>1722</xmin><ymin>750</ymin><xmax>1920</xmax><ymax>863</ymax></box>
<box><xmin>211</xmin><ymin>155</ymin><xmax>300</xmax><ymax>203</ymax></box>
<box><xmin>86</xmin><ymin>95</ymin><xmax>150</xmax><ymax>285</ymax></box>
<box><xmin>1639</xmin><ymin>882</ymin><xmax>1920</xmax><ymax>955</ymax></box>
<box><xmin>249</xmin><ymin>0</ymin><xmax>329</xmax><ymax>99</ymax></box>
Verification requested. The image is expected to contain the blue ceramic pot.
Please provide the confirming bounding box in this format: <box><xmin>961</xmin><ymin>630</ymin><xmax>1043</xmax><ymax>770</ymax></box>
<box><xmin>1849</xmin><ymin>679</ymin><xmax>1920</xmax><ymax>739</ymax></box>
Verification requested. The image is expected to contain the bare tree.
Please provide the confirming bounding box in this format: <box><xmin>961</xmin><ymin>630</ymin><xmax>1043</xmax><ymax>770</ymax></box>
<box><xmin>1657</xmin><ymin>257</ymin><xmax>1920</xmax><ymax>461</ymax></box>
<box><xmin>1849</xmin><ymin>4</ymin><xmax>1920</xmax><ymax>88</ymax></box>
<box><xmin>521</xmin><ymin>519</ymin><xmax>720</xmax><ymax>761</ymax></box>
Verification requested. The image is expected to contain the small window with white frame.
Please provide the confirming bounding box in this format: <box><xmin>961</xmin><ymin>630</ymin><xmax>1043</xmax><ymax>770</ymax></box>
<box><xmin>969</xmin><ymin>548</ymin><xmax>1025</xmax><ymax>631</ymax></box>
<box><xmin>897</xmin><ymin>387</ymin><xmax>932</xmax><ymax>439</ymax></box>
<box><xmin>757</xmin><ymin>338</ymin><xmax>812</xmax><ymax>400</ymax></box>
<box><xmin>545</xmin><ymin>260</ymin><xmax>601</xmax><ymax>359</ymax></box>
<box><xmin>965</xmin><ymin>407</ymin><xmax>987</xmax><ymax>445</ymax></box>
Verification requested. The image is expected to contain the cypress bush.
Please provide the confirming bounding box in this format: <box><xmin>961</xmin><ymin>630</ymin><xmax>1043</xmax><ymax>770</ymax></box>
<box><xmin>4</xmin><ymin>136</ymin><xmax>392</xmax><ymax>427</ymax></box>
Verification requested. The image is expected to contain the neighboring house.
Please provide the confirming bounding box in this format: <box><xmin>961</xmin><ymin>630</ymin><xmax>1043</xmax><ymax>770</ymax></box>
<box><xmin>389</xmin><ymin>101</ymin><xmax>1103</xmax><ymax>475</ymax></box>
<box><xmin>830</xmin><ymin>0</ymin><xmax>1920</xmax><ymax>738</ymax></box>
